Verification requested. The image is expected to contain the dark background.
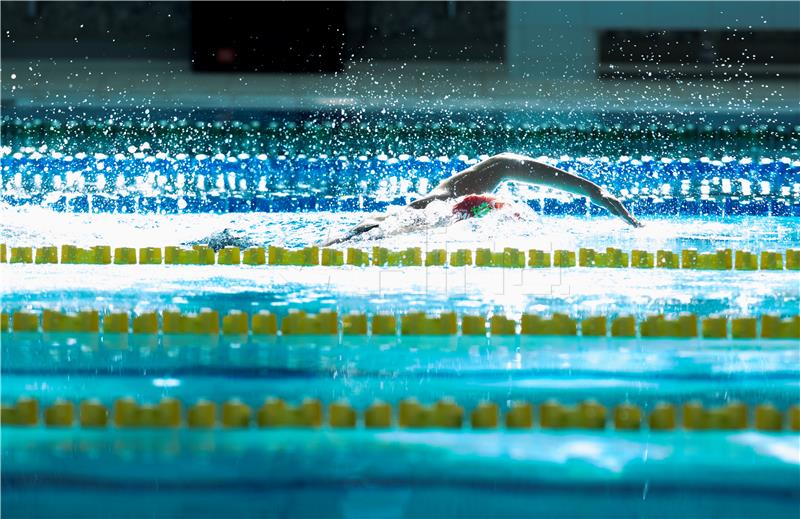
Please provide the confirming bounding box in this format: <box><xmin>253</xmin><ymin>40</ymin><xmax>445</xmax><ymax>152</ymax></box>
<box><xmin>2</xmin><ymin>1</ymin><xmax>507</xmax><ymax>69</ymax></box>
<box><xmin>190</xmin><ymin>2</ymin><xmax>348</xmax><ymax>73</ymax></box>
<box><xmin>3</xmin><ymin>1</ymin><xmax>797</xmax><ymax>77</ymax></box>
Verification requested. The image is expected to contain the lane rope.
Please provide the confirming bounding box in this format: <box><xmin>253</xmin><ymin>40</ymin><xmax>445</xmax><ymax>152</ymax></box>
<box><xmin>2</xmin><ymin>396</ymin><xmax>798</xmax><ymax>432</ymax></box>
<box><xmin>3</xmin><ymin>309</ymin><xmax>798</xmax><ymax>339</ymax></box>
<box><xmin>1</xmin><ymin>244</ymin><xmax>799</xmax><ymax>270</ymax></box>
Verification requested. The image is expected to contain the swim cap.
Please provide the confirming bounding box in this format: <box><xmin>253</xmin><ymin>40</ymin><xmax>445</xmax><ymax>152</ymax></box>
<box><xmin>451</xmin><ymin>194</ymin><xmax>506</xmax><ymax>218</ymax></box>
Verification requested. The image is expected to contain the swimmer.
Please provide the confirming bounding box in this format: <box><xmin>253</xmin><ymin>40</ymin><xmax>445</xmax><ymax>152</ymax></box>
<box><xmin>322</xmin><ymin>152</ymin><xmax>642</xmax><ymax>246</ymax></box>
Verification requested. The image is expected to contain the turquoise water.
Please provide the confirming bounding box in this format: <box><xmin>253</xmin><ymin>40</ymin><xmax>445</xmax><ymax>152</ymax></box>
<box><xmin>3</xmin><ymin>429</ymin><xmax>798</xmax><ymax>518</ymax></box>
<box><xmin>1</xmin><ymin>115</ymin><xmax>799</xmax><ymax>518</ymax></box>
<box><xmin>1</xmin><ymin>212</ymin><xmax>798</xmax><ymax>317</ymax></box>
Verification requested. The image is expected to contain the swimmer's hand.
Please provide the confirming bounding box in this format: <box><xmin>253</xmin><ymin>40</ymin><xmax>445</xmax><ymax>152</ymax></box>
<box><xmin>320</xmin><ymin>215</ymin><xmax>386</xmax><ymax>246</ymax></box>
<box><xmin>594</xmin><ymin>191</ymin><xmax>643</xmax><ymax>228</ymax></box>
<box><xmin>189</xmin><ymin>228</ymin><xmax>255</xmax><ymax>251</ymax></box>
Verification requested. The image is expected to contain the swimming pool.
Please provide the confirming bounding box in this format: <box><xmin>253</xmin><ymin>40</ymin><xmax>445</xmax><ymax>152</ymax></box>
<box><xmin>1</xmin><ymin>112</ymin><xmax>799</xmax><ymax>518</ymax></box>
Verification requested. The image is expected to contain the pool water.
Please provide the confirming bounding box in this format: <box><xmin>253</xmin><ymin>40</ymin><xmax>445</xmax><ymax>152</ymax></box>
<box><xmin>1</xmin><ymin>114</ymin><xmax>799</xmax><ymax>519</ymax></box>
<box><xmin>3</xmin><ymin>430</ymin><xmax>798</xmax><ymax>519</ymax></box>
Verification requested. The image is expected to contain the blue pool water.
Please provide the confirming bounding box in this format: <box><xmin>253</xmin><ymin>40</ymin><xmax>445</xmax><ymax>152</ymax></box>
<box><xmin>3</xmin><ymin>429</ymin><xmax>798</xmax><ymax>519</ymax></box>
<box><xmin>1</xmin><ymin>114</ymin><xmax>799</xmax><ymax>518</ymax></box>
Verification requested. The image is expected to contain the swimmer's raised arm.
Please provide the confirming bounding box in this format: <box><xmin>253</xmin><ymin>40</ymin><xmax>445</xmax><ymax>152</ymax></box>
<box><xmin>424</xmin><ymin>153</ymin><xmax>642</xmax><ymax>227</ymax></box>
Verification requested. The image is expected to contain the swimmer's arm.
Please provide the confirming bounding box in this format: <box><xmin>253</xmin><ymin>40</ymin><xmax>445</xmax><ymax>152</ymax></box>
<box><xmin>406</xmin><ymin>191</ymin><xmax>451</xmax><ymax>210</ymax></box>
<box><xmin>444</xmin><ymin>153</ymin><xmax>642</xmax><ymax>227</ymax></box>
<box><xmin>321</xmin><ymin>189</ymin><xmax>450</xmax><ymax>246</ymax></box>
<box><xmin>320</xmin><ymin>214</ymin><xmax>389</xmax><ymax>247</ymax></box>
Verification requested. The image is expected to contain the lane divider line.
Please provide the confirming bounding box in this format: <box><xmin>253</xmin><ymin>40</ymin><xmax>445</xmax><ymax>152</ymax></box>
<box><xmin>2</xmin><ymin>396</ymin><xmax>797</xmax><ymax>432</ymax></box>
<box><xmin>2</xmin><ymin>309</ymin><xmax>799</xmax><ymax>339</ymax></box>
<box><xmin>1</xmin><ymin>244</ymin><xmax>798</xmax><ymax>271</ymax></box>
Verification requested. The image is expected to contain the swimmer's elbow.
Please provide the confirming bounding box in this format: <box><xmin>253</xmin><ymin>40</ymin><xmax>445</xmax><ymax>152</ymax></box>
<box><xmin>473</xmin><ymin>153</ymin><xmax>531</xmax><ymax>187</ymax></box>
<box><xmin>486</xmin><ymin>152</ymin><xmax>527</xmax><ymax>165</ymax></box>
<box><xmin>491</xmin><ymin>152</ymin><xmax>524</xmax><ymax>160</ymax></box>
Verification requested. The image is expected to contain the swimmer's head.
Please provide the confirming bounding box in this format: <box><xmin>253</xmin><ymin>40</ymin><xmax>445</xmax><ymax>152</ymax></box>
<box><xmin>451</xmin><ymin>194</ymin><xmax>507</xmax><ymax>219</ymax></box>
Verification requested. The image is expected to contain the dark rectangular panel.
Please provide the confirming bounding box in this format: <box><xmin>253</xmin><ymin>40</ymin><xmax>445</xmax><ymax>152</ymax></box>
<box><xmin>191</xmin><ymin>1</ymin><xmax>346</xmax><ymax>73</ymax></box>
<box><xmin>598</xmin><ymin>30</ymin><xmax>800</xmax><ymax>78</ymax></box>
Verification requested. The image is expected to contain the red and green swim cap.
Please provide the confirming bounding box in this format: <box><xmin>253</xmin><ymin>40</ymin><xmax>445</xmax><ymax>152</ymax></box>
<box><xmin>451</xmin><ymin>194</ymin><xmax>507</xmax><ymax>218</ymax></box>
